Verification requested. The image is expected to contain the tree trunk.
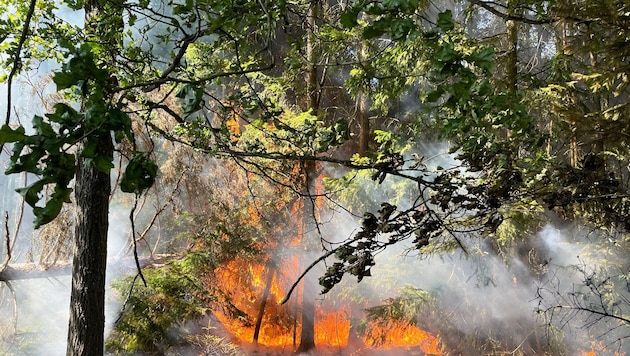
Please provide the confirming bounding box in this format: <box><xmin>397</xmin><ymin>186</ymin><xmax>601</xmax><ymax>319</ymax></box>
<box><xmin>505</xmin><ymin>17</ymin><xmax>518</xmax><ymax>93</ymax></box>
<box><xmin>296</xmin><ymin>0</ymin><xmax>319</xmax><ymax>353</ymax></box>
<box><xmin>296</xmin><ymin>282</ymin><xmax>316</xmax><ymax>353</ymax></box>
<box><xmin>67</xmin><ymin>133</ymin><xmax>113</xmax><ymax>356</ymax></box>
<box><xmin>357</xmin><ymin>93</ymin><xmax>370</xmax><ymax>154</ymax></box>
<box><xmin>66</xmin><ymin>1</ymin><xmax>120</xmax><ymax>353</ymax></box>
<box><xmin>253</xmin><ymin>267</ymin><xmax>275</xmax><ymax>345</ymax></box>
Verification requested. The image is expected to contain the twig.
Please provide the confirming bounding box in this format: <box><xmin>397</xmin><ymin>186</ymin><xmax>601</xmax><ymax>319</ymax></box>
<box><xmin>130</xmin><ymin>195</ymin><xmax>147</xmax><ymax>287</ymax></box>
<box><xmin>11</xmin><ymin>172</ymin><xmax>26</xmax><ymax>253</ymax></box>
<box><xmin>280</xmin><ymin>247</ymin><xmax>336</xmax><ymax>305</ymax></box>
<box><xmin>5</xmin><ymin>0</ymin><xmax>37</xmax><ymax>125</ymax></box>
<box><xmin>115</xmin><ymin>273</ymin><xmax>141</xmax><ymax>324</ymax></box>
<box><xmin>3</xmin><ymin>281</ymin><xmax>18</xmax><ymax>334</ymax></box>
<box><xmin>1</xmin><ymin>211</ymin><xmax>11</xmax><ymax>272</ymax></box>
<box><xmin>135</xmin><ymin>172</ymin><xmax>185</xmax><ymax>257</ymax></box>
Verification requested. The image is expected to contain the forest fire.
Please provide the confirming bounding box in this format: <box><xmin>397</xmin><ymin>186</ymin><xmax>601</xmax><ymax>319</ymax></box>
<box><xmin>579</xmin><ymin>341</ymin><xmax>625</xmax><ymax>356</ymax></box>
<box><xmin>212</xmin><ymin>257</ymin><xmax>443</xmax><ymax>354</ymax></box>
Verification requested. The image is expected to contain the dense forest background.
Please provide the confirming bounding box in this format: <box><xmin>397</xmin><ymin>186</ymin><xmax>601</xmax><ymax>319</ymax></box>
<box><xmin>2</xmin><ymin>0</ymin><xmax>630</xmax><ymax>355</ymax></box>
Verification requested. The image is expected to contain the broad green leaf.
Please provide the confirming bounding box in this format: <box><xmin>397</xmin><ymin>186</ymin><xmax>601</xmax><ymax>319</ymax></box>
<box><xmin>0</xmin><ymin>124</ymin><xmax>26</xmax><ymax>143</ymax></box>
<box><xmin>340</xmin><ymin>7</ymin><xmax>360</xmax><ymax>28</ymax></box>
<box><xmin>108</xmin><ymin>108</ymin><xmax>131</xmax><ymax>132</ymax></box>
<box><xmin>33</xmin><ymin>195</ymin><xmax>64</xmax><ymax>228</ymax></box>
<box><xmin>16</xmin><ymin>180</ymin><xmax>46</xmax><ymax>207</ymax></box>
<box><xmin>121</xmin><ymin>154</ymin><xmax>158</xmax><ymax>194</ymax></box>
<box><xmin>468</xmin><ymin>47</ymin><xmax>495</xmax><ymax>72</ymax></box>
<box><xmin>6</xmin><ymin>148</ymin><xmax>45</xmax><ymax>175</ymax></box>
<box><xmin>92</xmin><ymin>154</ymin><xmax>115</xmax><ymax>173</ymax></box>
<box><xmin>176</xmin><ymin>84</ymin><xmax>203</xmax><ymax>117</ymax></box>
<box><xmin>81</xmin><ymin>139</ymin><xmax>98</xmax><ymax>159</ymax></box>
<box><xmin>437</xmin><ymin>10</ymin><xmax>454</xmax><ymax>32</ymax></box>
<box><xmin>47</xmin><ymin>103</ymin><xmax>80</xmax><ymax>127</ymax></box>
<box><xmin>423</xmin><ymin>88</ymin><xmax>445</xmax><ymax>102</ymax></box>
<box><xmin>436</xmin><ymin>43</ymin><xmax>459</xmax><ymax>63</ymax></box>
<box><xmin>33</xmin><ymin>115</ymin><xmax>56</xmax><ymax>137</ymax></box>
<box><xmin>53</xmin><ymin>71</ymin><xmax>80</xmax><ymax>90</ymax></box>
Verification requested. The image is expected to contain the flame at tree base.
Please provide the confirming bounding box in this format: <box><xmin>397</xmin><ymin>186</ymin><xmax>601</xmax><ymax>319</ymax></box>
<box><xmin>211</xmin><ymin>256</ymin><xmax>442</xmax><ymax>354</ymax></box>
<box><xmin>213</xmin><ymin>299</ymin><xmax>442</xmax><ymax>354</ymax></box>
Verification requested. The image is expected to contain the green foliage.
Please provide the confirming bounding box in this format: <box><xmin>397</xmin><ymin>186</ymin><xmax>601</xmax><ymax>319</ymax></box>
<box><xmin>107</xmin><ymin>264</ymin><xmax>211</xmax><ymax>354</ymax></box>
<box><xmin>176</xmin><ymin>84</ymin><xmax>204</xmax><ymax>118</ymax></box>
<box><xmin>342</xmin><ymin>0</ymin><xmax>423</xmax><ymax>40</ymax></box>
<box><xmin>0</xmin><ymin>117</ymin><xmax>78</xmax><ymax>227</ymax></box>
<box><xmin>120</xmin><ymin>153</ymin><xmax>158</xmax><ymax>195</ymax></box>
<box><xmin>0</xmin><ymin>39</ymin><xmax>154</xmax><ymax>226</ymax></box>
<box><xmin>6</xmin><ymin>0</ymin><xmax>630</xmax><ymax>351</ymax></box>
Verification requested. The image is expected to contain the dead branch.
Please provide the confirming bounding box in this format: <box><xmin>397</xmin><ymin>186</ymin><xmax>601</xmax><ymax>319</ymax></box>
<box><xmin>280</xmin><ymin>248</ymin><xmax>336</xmax><ymax>305</ymax></box>
<box><xmin>1</xmin><ymin>212</ymin><xmax>10</xmax><ymax>272</ymax></box>
<box><xmin>4</xmin><ymin>0</ymin><xmax>37</xmax><ymax>125</ymax></box>
<box><xmin>127</xmin><ymin>171</ymin><xmax>185</xmax><ymax>257</ymax></box>
<box><xmin>0</xmin><ymin>262</ymin><xmax>72</xmax><ymax>281</ymax></box>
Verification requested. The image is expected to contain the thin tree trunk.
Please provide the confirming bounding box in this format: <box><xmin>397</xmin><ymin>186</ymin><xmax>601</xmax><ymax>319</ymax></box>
<box><xmin>560</xmin><ymin>22</ymin><xmax>579</xmax><ymax>167</ymax></box>
<box><xmin>505</xmin><ymin>17</ymin><xmax>518</xmax><ymax>93</ymax></box>
<box><xmin>296</xmin><ymin>282</ymin><xmax>316</xmax><ymax>353</ymax></box>
<box><xmin>296</xmin><ymin>0</ymin><xmax>319</xmax><ymax>353</ymax></box>
<box><xmin>357</xmin><ymin>93</ymin><xmax>370</xmax><ymax>154</ymax></box>
<box><xmin>253</xmin><ymin>267</ymin><xmax>275</xmax><ymax>345</ymax></box>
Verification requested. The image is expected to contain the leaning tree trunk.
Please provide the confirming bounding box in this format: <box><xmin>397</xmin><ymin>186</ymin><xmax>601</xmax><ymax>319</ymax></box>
<box><xmin>253</xmin><ymin>266</ymin><xmax>275</xmax><ymax>345</ymax></box>
<box><xmin>67</xmin><ymin>133</ymin><xmax>113</xmax><ymax>356</ymax></box>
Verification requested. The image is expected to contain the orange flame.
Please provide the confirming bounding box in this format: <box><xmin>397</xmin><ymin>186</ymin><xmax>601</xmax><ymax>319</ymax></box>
<box><xmin>208</xmin><ymin>165</ymin><xmax>443</xmax><ymax>353</ymax></box>
<box><xmin>579</xmin><ymin>340</ymin><xmax>625</xmax><ymax>356</ymax></box>
<box><xmin>314</xmin><ymin>305</ymin><xmax>351</xmax><ymax>347</ymax></box>
<box><xmin>362</xmin><ymin>320</ymin><xmax>442</xmax><ymax>354</ymax></box>
<box><xmin>211</xmin><ymin>257</ymin><xmax>443</xmax><ymax>354</ymax></box>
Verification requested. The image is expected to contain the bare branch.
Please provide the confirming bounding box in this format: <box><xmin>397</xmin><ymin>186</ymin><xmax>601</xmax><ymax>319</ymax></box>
<box><xmin>280</xmin><ymin>247</ymin><xmax>336</xmax><ymax>305</ymax></box>
<box><xmin>1</xmin><ymin>212</ymin><xmax>10</xmax><ymax>272</ymax></box>
<box><xmin>5</xmin><ymin>0</ymin><xmax>37</xmax><ymax>125</ymax></box>
<box><xmin>130</xmin><ymin>195</ymin><xmax>148</xmax><ymax>287</ymax></box>
<box><xmin>469</xmin><ymin>0</ymin><xmax>553</xmax><ymax>25</ymax></box>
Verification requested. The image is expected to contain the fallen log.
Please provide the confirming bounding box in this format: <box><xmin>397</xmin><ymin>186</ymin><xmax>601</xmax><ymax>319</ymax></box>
<box><xmin>0</xmin><ymin>262</ymin><xmax>72</xmax><ymax>281</ymax></box>
<box><xmin>0</xmin><ymin>254</ymin><xmax>179</xmax><ymax>282</ymax></box>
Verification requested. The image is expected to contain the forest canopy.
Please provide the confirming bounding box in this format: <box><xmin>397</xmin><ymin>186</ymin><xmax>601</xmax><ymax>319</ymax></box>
<box><xmin>2</xmin><ymin>0</ymin><xmax>630</xmax><ymax>355</ymax></box>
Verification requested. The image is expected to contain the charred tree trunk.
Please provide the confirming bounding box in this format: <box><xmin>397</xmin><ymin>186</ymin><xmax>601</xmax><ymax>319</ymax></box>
<box><xmin>253</xmin><ymin>267</ymin><xmax>275</xmax><ymax>345</ymax></box>
<box><xmin>296</xmin><ymin>280</ymin><xmax>316</xmax><ymax>353</ymax></box>
<box><xmin>67</xmin><ymin>133</ymin><xmax>113</xmax><ymax>356</ymax></box>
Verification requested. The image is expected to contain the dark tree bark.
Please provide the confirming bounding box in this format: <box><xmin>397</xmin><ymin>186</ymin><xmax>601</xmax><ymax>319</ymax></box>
<box><xmin>253</xmin><ymin>267</ymin><xmax>275</xmax><ymax>345</ymax></box>
<box><xmin>67</xmin><ymin>133</ymin><xmax>113</xmax><ymax>356</ymax></box>
<box><xmin>66</xmin><ymin>1</ymin><xmax>120</xmax><ymax>354</ymax></box>
<box><xmin>296</xmin><ymin>281</ymin><xmax>316</xmax><ymax>353</ymax></box>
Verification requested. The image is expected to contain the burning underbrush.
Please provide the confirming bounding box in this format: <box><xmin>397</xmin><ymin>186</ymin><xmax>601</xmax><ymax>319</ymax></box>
<box><xmin>210</xmin><ymin>257</ymin><xmax>443</xmax><ymax>355</ymax></box>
